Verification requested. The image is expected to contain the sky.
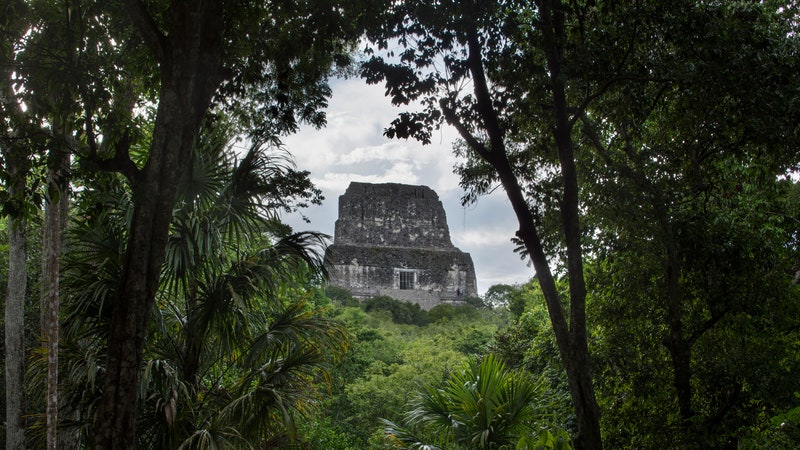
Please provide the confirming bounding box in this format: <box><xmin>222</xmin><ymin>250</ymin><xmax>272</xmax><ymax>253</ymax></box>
<box><xmin>280</xmin><ymin>77</ymin><xmax>533</xmax><ymax>295</ymax></box>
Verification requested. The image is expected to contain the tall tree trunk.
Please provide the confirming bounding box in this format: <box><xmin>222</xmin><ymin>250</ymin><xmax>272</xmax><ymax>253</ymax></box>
<box><xmin>41</xmin><ymin>138</ymin><xmax>70</xmax><ymax>450</ymax></box>
<box><xmin>3</xmin><ymin>14</ymin><xmax>30</xmax><ymax>446</ymax></box>
<box><xmin>90</xmin><ymin>1</ymin><xmax>225</xmax><ymax>448</ymax></box>
<box><xmin>91</xmin><ymin>85</ymin><xmax>218</xmax><ymax>450</ymax></box>
<box><xmin>5</xmin><ymin>213</ymin><xmax>27</xmax><ymax>450</ymax></box>
<box><xmin>536</xmin><ymin>2</ymin><xmax>602</xmax><ymax>446</ymax></box>
<box><xmin>443</xmin><ymin>3</ymin><xmax>602</xmax><ymax>446</ymax></box>
<box><xmin>183</xmin><ymin>299</ymin><xmax>205</xmax><ymax>386</ymax></box>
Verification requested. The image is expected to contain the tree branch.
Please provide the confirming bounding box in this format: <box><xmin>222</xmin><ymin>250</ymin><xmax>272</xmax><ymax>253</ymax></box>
<box><xmin>82</xmin><ymin>76</ymin><xmax>140</xmax><ymax>181</ymax></box>
<box><xmin>464</xmin><ymin>23</ymin><xmax>505</xmax><ymax>160</ymax></box>
<box><xmin>85</xmin><ymin>128</ymin><xmax>140</xmax><ymax>180</ymax></box>
<box><xmin>687</xmin><ymin>308</ymin><xmax>728</xmax><ymax>346</ymax></box>
<box><xmin>439</xmin><ymin>99</ymin><xmax>491</xmax><ymax>161</ymax></box>
<box><xmin>124</xmin><ymin>0</ymin><xmax>167</xmax><ymax>64</ymax></box>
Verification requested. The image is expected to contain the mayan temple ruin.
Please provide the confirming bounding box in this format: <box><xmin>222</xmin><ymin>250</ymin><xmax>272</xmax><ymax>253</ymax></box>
<box><xmin>324</xmin><ymin>182</ymin><xmax>478</xmax><ymax>309</ymax></box>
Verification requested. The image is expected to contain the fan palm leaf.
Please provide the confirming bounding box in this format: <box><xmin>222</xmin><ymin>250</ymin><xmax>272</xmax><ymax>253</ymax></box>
<box><xmin>62</xmin><ymin>181</ymin><xmax>131</xmax><ymax>338</ymax></box>
<box><xmin>55</xmin><ymin>118</ymin><xmax>339</xmax><ymax>448</ymax></box>
<box><xmin>388</xmin><ymin>354</ymin><xmax>547</xmax><ymax>450</ymax></box>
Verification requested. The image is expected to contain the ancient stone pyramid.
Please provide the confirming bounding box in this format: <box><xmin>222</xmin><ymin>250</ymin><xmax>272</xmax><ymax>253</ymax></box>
<box><xmin>324</xmin><ymin>182</ymin><xmax>477</xmax><ymax>309</ymax></box>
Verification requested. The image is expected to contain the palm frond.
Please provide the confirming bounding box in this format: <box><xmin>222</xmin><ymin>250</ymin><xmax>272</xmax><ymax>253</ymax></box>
<box><xmin>136</xmin><ymin>359</ymin><xmax>194</xmax><ymax>449</ymax></box>
<box><xmin>177</xmin><ymin>426</ymin><xmax>249</xmax><ymax>450</ymax></box>
<box><xmin>176</xmin><ymin>120</ymin><xmax>230</xmax><ymax>211</ymax></box>
<box><xmin>382</xmin><ymin>418</ymin><xmax>446</xmax><ymax>450</ymax></box>
<box><xmin>244</xmin><ymin>296</ymin><xmax>347</xmax><ymax>367</ymax></box>
<box><xmin>217</xmin><ymin>350</ymin><xmax>319</xmax><ymax>444</ymax></box>
<box><xmin>62</xmin><ymin>201</ymin><xmax>128</xmax><ymax>338</ymax></box>
<box><xmin>396</xmin><ymin>354</ymin><xmax>546</xmax><ymax>450</ymax></box>
<box><xmin>162</xmin><ymin>211</ymin><xmax>223</xmax><ymax>297</ymax></box>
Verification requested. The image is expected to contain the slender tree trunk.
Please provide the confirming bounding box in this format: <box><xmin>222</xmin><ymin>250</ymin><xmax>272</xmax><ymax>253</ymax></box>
<box><xmin>586</xmin><ymin>109</ymin><xmax>700</xmax><ymax>438</ymax></box>
<box><xmin>487</xmin><ymin>123</ymin><xmax>602</xmax><ymax>448</ymax></box>
<box><xmin>5</xmin><ymin>213</ymin><xmax>27</xmax><ymax>450</ymax></box>
<box><xmin>446</xmin><ymin>3</ymin><xmax>602</xmax><ymax>446</ymax></box>
<box><xmin>183</xmin><ymin>299</ymin><xmax>204</xmax><ymax>385</ymax></box>
<box><xmin>667</xmin><ymin>338</ymin><xmax>694</xmax><ymax>424</ymax></box>
<box><xmin>3</xmin><ymin>105</ymin><xmax>30</xmax><ymax>450</ymax></box>
<box><xmin>661</xmin><ymin>222</ymin><xmax>695</xmax><ymax>427</ymax></box>
<box><xmin>534</xmin><ymin>1</ymin><xmax>603</xmax><ymax>447</ymax></box>
<box><xmin>41</xmin><ymin>140</ymin><xmax>70</xmax><ymax>450</ymax></box>
<box><xmin>499</xmin><ymin>159</ymin><xmax>601</xmax><ymax>449</ymax></box>
<box><xmin>41</xmin><ymin>187</ymin><xmax>59</xmax><ymax>450</ymax></box>
<box><xmin>90</xmin><ymin>2</ymin><xmax>225</xmax><ymax>448</ymax></box>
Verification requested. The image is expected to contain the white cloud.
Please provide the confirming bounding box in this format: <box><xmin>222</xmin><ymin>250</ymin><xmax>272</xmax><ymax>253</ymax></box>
<box><xmin>337</xmin><ymin>142</ymin><xmax>413</xmax><ymax>165</ymax></box>
<box><xmin>452</xmin><ymin>229</ymin><xmax>513</xmax><ymax>248</ymax></box>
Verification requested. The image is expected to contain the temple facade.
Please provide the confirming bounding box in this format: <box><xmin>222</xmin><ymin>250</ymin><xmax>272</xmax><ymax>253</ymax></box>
<box><xmin>324</xmin><ymin>182</ymin><xmax>477</xmax><ymax>309</ymax></box>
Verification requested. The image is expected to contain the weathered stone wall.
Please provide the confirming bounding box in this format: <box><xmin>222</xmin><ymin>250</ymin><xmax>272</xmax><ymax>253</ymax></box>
<box><xmin>334</xmin><ymin>182</ymin><xmax>453</xmax><ymax>248</ymax></box>
<box><xmin>325</xmin><ymin>182</ymin><xmax>478</xmax><ymax>309</ymax></box>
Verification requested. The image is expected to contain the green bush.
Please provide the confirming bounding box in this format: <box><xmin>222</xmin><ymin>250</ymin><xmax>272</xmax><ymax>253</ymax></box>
<box><xmin>362</xmin><ymin>295</ymin><xmax>428</xmax><ymax>325</ymax></box>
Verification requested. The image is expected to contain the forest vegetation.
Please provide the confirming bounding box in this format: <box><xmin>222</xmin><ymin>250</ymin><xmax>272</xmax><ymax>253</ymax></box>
<box><xmin>3</xmin><ymin>0</ymin><xmax>800</xmax><ymax>449</ymax></box>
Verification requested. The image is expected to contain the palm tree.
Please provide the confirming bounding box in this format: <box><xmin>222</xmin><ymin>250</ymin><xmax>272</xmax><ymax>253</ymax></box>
<box><xmin>384</xmin><ymin>354</ymin><xmax>552</xmax><ymax>450</ymax></box>
<box><xmin>41</xmin><ymin>118</ymin><xmax>345</xmax><ymax>448</ymax></box>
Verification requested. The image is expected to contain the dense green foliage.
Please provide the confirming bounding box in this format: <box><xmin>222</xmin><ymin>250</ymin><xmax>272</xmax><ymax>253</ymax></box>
<box><xmin>3</xmin><ymin>0</ymin><xmax>800</xmax><ymax>448</ymax></box>
<box><xmin>494</xmin><ymin>277</ymin><xmax>800</xmax><ymax>448</ymax></box>
<box><xmin>297</xmin><ymin>292</ymin><xmax>508</xmax><ymax>448</ymax></box>
<box><xmin>19</xmin><ymin>120</ymin><xmax>343</xmax><ymax>448</ymax></box>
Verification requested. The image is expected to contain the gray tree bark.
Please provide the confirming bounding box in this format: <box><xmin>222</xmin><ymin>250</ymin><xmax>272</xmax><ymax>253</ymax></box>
<box><xmin>5</xmin><ymin>214</ymin><xmax>27</xmax><ymax>450</ymax></box>
<box><xmin>41</xmin><ymin>143</ymin><xmax>70</xmax><ymax>450</ymax></box>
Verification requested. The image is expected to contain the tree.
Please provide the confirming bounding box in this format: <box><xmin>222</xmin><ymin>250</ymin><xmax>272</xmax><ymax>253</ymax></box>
<box><xmin>3</xmin><ymin>1</ymin><xmax>129</xmax><ymax>447</ymax></box>
<box><xmin>2</xmin><ymin>144</ymin><xmax>29</xmax><ymax>450</ymax></box>
<box><xmin>40</xmin><ymin>135</ymin><xmax>69</xmax><ymax>450</ymax></box>
<box><xmin>483</xmin><ymin>283</ymin><xmax>517</xmax><ymax>309</ymax></box>
<box><xmin>585</xmin><ymin>167</ymin><xmax>800</xmax><ymax>446</ymax></box>
<box><xmin>570</xmin><ymin>2</ymin><xmax>800</xmax><ymax>445</ymax></box>
<box><xmin>1</xmin><ymin>0</ymin><xmax>369</xmax><ymax>447</ymax></box>
<box><xmin>362</xmin><ymin>296</ymin><xmax>428</xmax><ymax>325</ymax></box>
<box><xmin>20</xmin><ymin>4</ymin><xmax>77</xmax><ymax>447</ymax></box>
<box><xmin>362</xmin><ymin>1</ymin><xmax>603</xmax><ymax>446</ymax></box>
<box><xmin>2</xmin><ymin>2</ymin><xmax>38</xmax><ymax>447</ymax></box>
